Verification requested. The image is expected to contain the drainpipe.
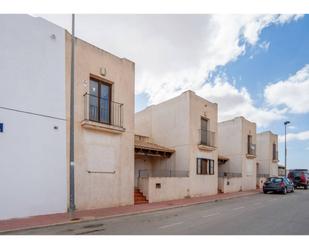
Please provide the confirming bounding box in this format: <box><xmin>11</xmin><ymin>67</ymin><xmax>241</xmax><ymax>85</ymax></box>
<box><xmin>69</xmin><ymin>14</ymin><xmax>76</xmax><ymax>213</ymax></box>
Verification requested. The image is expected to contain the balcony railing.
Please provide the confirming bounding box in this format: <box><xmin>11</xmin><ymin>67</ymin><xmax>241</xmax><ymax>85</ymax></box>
<box><xmin>199</xmin><ymin>129</ymin><xmax>215</xmax><ymax>147</ymax></box>
<box><xmin>138</xmin><ymin>169</ymin><xmax>189</xmax><ymax>178</ymax></box>
<box><xmin>247</xmin><ymin>143</ymin><xmax>256</xmax><ymax>156</ymax></box>
<box><xmin>218</xmin><ymin>172</ymin><xmax>242</xmax><ymax>177</ymax></box>
<box><xmin>83</xmin><ymin>93</ymin><xmax>124</xmax><ymax>128</ymax></box>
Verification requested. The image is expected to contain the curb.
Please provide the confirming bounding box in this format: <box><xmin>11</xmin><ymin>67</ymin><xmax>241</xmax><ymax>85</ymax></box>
<box><xmin>0</xmin><ymin>191</ymin><xmax>260</xmax><ymax>234</ymax></box>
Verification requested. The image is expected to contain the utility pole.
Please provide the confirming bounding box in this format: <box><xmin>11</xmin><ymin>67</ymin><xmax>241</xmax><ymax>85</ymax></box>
<box><xmin>284</xmin><ymin>121</ymin><xmax>290</xmax><ymax>177</ymax></box>
<box><xmin>69</xmin><ymin>14</ymin><xmax>76</xmax><ymax>214</ymax></box>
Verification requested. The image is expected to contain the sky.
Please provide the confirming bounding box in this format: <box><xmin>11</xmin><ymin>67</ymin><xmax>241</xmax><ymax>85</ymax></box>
<box><xmin>39</xmin><ymin>14</ymin><xmax>309</xmax><ymax>170</ymax></box>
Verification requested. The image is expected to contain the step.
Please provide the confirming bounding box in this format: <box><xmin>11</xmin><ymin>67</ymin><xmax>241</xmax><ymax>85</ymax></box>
<box><xmin>134</xmin><ymin>188</ymin><xmax>148</xmax><ymax>205</ymax></box>
<box><xmin>135</xmin><ymin>200</ymin><xmax>148</xmax><ymax>205</ymax></box>
<box><xmin>135</xmin><ymin>196</ymin><xmax>147</xmax><ymax>202</ymax></box>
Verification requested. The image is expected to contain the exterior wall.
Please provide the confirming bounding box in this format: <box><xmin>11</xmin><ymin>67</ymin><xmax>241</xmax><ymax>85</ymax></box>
<box><xmin>139</xmin><ymin>177</ymin><xmax>190</xmax><ymax>203</ymax></box>
<box><xmin>256</xmin><ymin>177</ymin><xmax>267</xmax><ymax>189</ymax></box>
<box><xmin>218</xmin><ymin>177</ymin><xmax>242</xmax><ymax>193</ymax></box>
<box><xmin>188</xmin><ymin>91</ymin><xmax>218</xmax><ymax>196</ymax></box>
<box><xmin>136</xmin><ymin>92</ymin><xmax>191</xmax><ymax>172</ymax></box>
<box><xmin>0</xmin><ymin>15</ymin><xmax>67</xmax><ymax>219</ymax></box>
<box><xmin>256</xmin><ymin>131</ymin><xmax>279</xmax><ymax>177</ymax></box>
<box><xmin>138</xmin><ymin>177</ymin><xmax>150</xmax><ymax>200</ymax></box>
<box><xmin>218</xmin><ymin>117</ymin><xmax>257</xmax><ymax>191</ymax></box>
<box><xmin>135</xmin><ymin>91</ymin><xmax>218</xmax><ymax>200</ymax></box>
<box><xmin>65</xmin><ymin>33</ymin><xmax>135</xmax><ymax>210</ymax></box>
<box><xmin>278</xmin><ymin>166</ymin><xmax>285</xmax><ymax>176</ymax></box>
<box><xmin>134</xmin><ymin>157</ymin><xmax>152</xmax><ymax>187</ymax></box>
<box><xmin>218</xmin><ymin>118</ymin><xmax>243</xmax><ymax>174</ymax></box>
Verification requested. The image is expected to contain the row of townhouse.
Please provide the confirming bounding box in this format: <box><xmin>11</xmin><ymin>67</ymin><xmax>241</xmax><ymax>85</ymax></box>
<box><xmin>0</xmin><ymin>15</ymin><xmax>282</xmax><ymax>220</ymax></box>
<box><xmin>134</xmin><ymin>93</ymin><xmax>281</xmax><ymax>201</ymax></box>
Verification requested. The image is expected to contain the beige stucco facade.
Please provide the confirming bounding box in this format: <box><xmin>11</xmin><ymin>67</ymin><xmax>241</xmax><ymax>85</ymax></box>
<box><xmin>65</xmin><ymin>33</ymin><xmax>135</xmax><ymax>210</ymax></box>
<box><xmin>135</xmin><ymin>90</ymin><xmax>218</xmax><ymax>202</ymax></box>
<box><xmin>278</xmin><ymin>165</ymin><xmax>286</xmax><ymax>176</ymax></box>
<box><xmin>256</xmin><ymin>131</ymin><xmax>279</xmax><ymax>177</ymax></box>
<box><xmin>218</xmin><ymin>117</ymin><xmax>257</xmax><ymax>191</ymax></box>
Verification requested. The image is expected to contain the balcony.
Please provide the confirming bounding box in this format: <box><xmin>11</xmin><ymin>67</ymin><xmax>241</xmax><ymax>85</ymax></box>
<box><xmin>81</xmin><ymin>93</ymin><xmax>125</xmax><ymax>133</ymax></box>
<box><xmin>198</xmin><ymin>129</ymin><xmax>216</xmax><ymax>151</ymax></box>
<box><xmin>246</xmin><ymin>143</ymin><xmax>256</xmax><ymax>159</ymax></box>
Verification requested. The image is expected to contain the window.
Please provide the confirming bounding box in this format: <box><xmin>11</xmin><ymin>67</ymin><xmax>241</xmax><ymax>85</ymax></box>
<box><xmin>272</xmin><ymin>143</ymin><xmax>277</xmax><ymax>160</ymax></box>
<box><xmin>247</xmin><ymin>135</ymin><xmax>252</xmax><ymax>154</ymax></box>
<box><xmin>247</xmin><ymin>135</ymin><xmax>256</xmax><ymax>155</ymax></box>
<box><xmin>267</xmin><ymin>177</ymin><xmax>283</xmax><ymax>183</ymax></box>
<box><xmin>200</xmin><ymin>117</ymin><xmax>215</xmax><ymax>146</ymax></box>
<box><xmin>201</xmin><ymin>117</ymin><xmax>208</xmax><ymax>131</ymax></box>
<box><xmin>89</xmin><ymin>78</ymin><xmax>112</xmax><ymax>124</ymax></box>
<box><xmin>196</xmin><ymin>158</ymin><xmax>215</xmax><ymax>175</ymax></box>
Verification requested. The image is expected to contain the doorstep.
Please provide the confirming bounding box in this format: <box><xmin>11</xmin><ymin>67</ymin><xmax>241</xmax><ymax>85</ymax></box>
<box><xmin>0</xmin><ymin>190</ymin><xmax>260</xmax><ymax>233</ymax></box>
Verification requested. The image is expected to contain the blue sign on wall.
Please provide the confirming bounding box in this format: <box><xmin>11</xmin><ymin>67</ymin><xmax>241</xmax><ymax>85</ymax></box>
<box><xmin>0</xmin><ymin>123</ymin><xmax>3</xmax><ymax>133</ymax></box>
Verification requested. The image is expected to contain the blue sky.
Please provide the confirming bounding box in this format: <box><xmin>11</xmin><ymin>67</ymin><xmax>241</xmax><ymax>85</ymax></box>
<box><xmin>41</xmin><ymin>14</ymin><xmax>309</xmax><ymax>170</ymax></box>
<box><xmin>136</xmin><ymin>15</ymin><xmax>309</xmax><ymax>169</ymax></box>
<box><xmin>219</xmin><ymin>16</ymin><xmax>309</xmax><ymax>169</ymax></box>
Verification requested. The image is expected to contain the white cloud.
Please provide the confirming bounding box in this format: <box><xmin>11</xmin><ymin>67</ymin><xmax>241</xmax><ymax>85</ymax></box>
<box><xmin>279</xmin><ymin>130</ymin><xmax>309</xmax><ymax>143</ymax></box>
<box><xmin>265</xmin><ymin>64</ymin><xmax>309</xmax><ymax>113</ymax></box>
<box><xmin>259</xmin><ymin>41</ymin><xmax>270</xmax><ymax>51</ymax></box>
<box><xmin>39</xmin><ymin>14</ymin><xmax>303</xmax><ymax>127</ymax></box>
<box><xmin>197</xmin><ymin>76</ymin><xmax>286</xmax><ymax>127</ymax></box>
<box><xmin>138</xmin><ymin>15</ymin><xmax>302</xmax><ymax>104</ymax></box>
<box><xmin>288</xmin><ymin>125</ymin><xmax>296</xmax><ymax>130</ymax></box>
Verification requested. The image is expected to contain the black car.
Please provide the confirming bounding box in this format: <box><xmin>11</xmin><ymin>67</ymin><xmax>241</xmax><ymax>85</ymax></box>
<box><xmin>288</xmin><ymin>169</ymin><xmax>309</xmax><ymax>189</ymax></box>
<box><xmin>263</xmin><ymin>177</ymin><xmax>294</xmax><ymax>194</ymax></box>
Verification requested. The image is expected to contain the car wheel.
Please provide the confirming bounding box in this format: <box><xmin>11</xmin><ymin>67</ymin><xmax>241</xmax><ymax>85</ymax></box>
<box><xmin>263</xmin><ymin>190</ymin><xmax>268</xmax><ymax>194</ymax></box>
<box><xmin>282</xmin><ymin>187</ymin><xmax>287</xmax><ymax>195</ymax></box>
<box><xmin>304</xmin><ymin>185</ymin><xmax>308</xmax><ymax>190</ymax></box>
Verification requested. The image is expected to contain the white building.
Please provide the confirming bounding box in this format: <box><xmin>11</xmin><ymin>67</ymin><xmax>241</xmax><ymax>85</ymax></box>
<box><xmin>218</xmin><ymin>117</ymin><xmax>257</xmax><ymax>192</ymax></box>
<box><xmin>135</xmin><ymin>90</ymin><xmax>218</xmax><ymax>203</ymax></box>
<box><xmin>0</xmin><ymin>15</ymin><xmax>67</xmax><ymax>219</ymax></box>
<box><xmin>256</xmin><ymin>131</ymin><xmax>279</xmax><ymax>187</ymax></box>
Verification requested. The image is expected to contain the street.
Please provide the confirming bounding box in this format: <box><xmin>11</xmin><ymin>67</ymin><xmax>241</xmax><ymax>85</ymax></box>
<box><xmin>3</xmin><ymin>189</ymin><xmax>309</xmax><ymax>235</ymax></box>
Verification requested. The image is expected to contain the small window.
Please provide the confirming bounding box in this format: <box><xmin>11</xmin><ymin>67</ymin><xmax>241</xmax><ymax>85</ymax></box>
<box><xmin>247</xmin><ymin>135</ymin><xmax>252</xmax><ymax>154</ymax></box>
<box><xmin>196</xmin><ymin>158</ymin><xmax>215</xmax><ymax>175</ymax></box>
<box><xmin>272</xmin><ymin>143</ymin><xmax>277</xmax><ymax>160</ymax></box>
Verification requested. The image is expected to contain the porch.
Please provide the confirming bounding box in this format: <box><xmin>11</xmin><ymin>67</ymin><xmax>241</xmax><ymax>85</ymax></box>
<box><xmin>218</xmin><ymin>155</ymin><xmax>243</xmax><ymax>193</ymax></box>
<box><xmin>134</xmin><ymin>135</ymin><xmax>189</xmax><ymax>203</ymax></box>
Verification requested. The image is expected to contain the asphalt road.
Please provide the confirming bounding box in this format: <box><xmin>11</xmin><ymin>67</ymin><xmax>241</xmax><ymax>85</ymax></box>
<box><xmin>3</xmin><ymin>189</ymin><xmax>309</xmax><ymax>235</ymax></box>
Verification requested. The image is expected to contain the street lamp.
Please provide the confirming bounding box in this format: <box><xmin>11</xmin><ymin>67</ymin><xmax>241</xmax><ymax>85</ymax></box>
<box><xmin>284</xmin><ymin>121</ymin><xmax>290</xmax><ymax>176</ymax></box>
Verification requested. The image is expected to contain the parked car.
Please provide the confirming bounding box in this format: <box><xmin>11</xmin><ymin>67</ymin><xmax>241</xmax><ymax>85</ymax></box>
<box><xmin>288</xmin><ymin>169</ymin><xmax>309</xmax><ymax>189</ymax></box>
<box><xmin>263</xmin><ymin>177</ymin><xmax>294</xmax><ymax>194</ymax></box>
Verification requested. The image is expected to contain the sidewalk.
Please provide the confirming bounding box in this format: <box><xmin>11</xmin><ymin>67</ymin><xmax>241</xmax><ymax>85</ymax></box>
<box><xmin>0</xmin><ymin>190</ymin><xmax>260</xmax><ymax>233</ymax></box>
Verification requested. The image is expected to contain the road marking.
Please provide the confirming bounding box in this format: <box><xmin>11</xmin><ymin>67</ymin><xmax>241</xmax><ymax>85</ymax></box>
<box><xmin>159</xmin><ymin>222</ymin><xmax>184</xmax><ymax>229</ymax></box>
<box><xmin>202</xmin><ymin>213</ymin><xmax>220</xmax><ymax>218</ymax></box>
<box><xmin>232</xmin><ymin>206</ymin><xmax>245</xmax><ymax>211</ymax></box>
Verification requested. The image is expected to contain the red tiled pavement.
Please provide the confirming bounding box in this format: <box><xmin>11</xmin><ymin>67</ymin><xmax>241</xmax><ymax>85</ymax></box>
<box><xmin>0</xmin><ymin>190</ymin><xmax>260</xmax><ymax>233</ymax></box>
